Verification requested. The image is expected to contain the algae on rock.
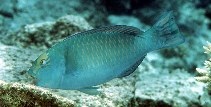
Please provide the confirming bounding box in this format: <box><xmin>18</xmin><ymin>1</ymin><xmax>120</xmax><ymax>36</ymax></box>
<box><xmin>0</xmin><ymin>80</ymin><xmax>74</xmax><ymax>107</ymax></box>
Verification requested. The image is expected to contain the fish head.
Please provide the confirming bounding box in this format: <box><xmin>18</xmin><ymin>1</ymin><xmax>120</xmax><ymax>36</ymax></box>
<box><xmin>28</xmin><ymin>52</ymin><xmax>49</xmax><ymax>76</ymax></box>
<box><xmin>28</xmin><ymin>51</ymin><xmax>61</xmax><ymax>89</ymax></box>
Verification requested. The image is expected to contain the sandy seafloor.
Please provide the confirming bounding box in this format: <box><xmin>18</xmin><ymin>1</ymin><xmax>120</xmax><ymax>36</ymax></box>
<box><xmin>0</xmin><ymin>0</ymin><xmax>211</xmax><ymax>107</ymax></box>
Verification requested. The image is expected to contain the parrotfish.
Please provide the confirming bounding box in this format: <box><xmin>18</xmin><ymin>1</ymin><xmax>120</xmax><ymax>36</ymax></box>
<box><xmin>28</xmin><ymin>12</ymin><xmax>185</xmax><ymax>94</ymax></box>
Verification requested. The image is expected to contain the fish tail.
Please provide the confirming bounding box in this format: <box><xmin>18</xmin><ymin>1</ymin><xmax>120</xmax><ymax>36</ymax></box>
<box><xmin>146</xmin><ymin>11</ymin><xmax>185</xmax><ymax>50</ymax></box>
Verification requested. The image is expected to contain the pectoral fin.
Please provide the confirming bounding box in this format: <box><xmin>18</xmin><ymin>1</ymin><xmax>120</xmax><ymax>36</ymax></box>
<box><xmin>64</xmin><ymin>48</ymin><xmax>78</xmax><ymax>75</ymax></box>
<box><xmin>78</xmin><ymin>86</ymin><xmax>101</xmax><ymax>95</ymax></box>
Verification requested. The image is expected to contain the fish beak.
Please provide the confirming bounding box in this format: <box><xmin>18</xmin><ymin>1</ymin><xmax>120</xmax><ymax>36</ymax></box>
<box><xmin>27</xmin><ymin>68</ymin><xmax>37</xmax><ymax>78</ymax></box>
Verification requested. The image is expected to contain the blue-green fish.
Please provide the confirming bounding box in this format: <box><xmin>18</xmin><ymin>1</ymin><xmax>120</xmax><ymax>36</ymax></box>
<box><xmin>28</xmin><ymin>12</ymin><xmax>185</xmax><ymax>94</ymax></box>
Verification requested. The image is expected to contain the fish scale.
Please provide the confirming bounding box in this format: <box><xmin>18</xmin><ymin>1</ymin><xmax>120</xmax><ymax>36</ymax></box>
<box><xmin>71</xmin><ymin>34</ymin><xmax>138</xmax><ymax>73</ymax></box>
<box><xmin>72</xmin><ymin>32</ymin><xmax>140</xmax><ymax>87</ymax></box>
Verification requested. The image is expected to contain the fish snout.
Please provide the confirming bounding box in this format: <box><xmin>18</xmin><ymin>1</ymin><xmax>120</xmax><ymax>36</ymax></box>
<box><xmin>27</xmin><ymin>67</ymin><xmax>37</xmax><ymax>78</ymax></box>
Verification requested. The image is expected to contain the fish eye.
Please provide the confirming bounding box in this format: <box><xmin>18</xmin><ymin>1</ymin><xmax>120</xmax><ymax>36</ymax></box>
<box><xmin>40</xmin><ymin>59</ymin><xmax>46</xmax><ymax>65</ymax></box>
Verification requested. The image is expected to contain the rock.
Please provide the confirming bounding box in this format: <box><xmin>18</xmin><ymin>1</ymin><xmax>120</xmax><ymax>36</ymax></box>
<box><xmin>0</xmin><ymin>0</ymin><xmax>106</xmax><ymax>34</ymax></box>
<box><xmin>0</xmin><ymin>80</ymin><xmax>74</xmax><ymax>107</ymax></box>
<box><xmin>2</xmin><ymin>15</ymin><xmax>93</xmax><ymax>49</ymax></box>
<box><xmin>0</xmin><ymin>43</ymin><xmax>41</xmax><ymax>82</ymax></box>
<box><xmin>130</xmin><ymin>53</ymin><xmax>211</xmax><ymax>107</ymax></box>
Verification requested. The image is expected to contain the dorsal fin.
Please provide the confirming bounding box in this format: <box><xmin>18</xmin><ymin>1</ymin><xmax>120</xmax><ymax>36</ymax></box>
<box><xmin>65</xmin><ymin>25</ymin><xmax>143</xmax><ymax>41</ymax></box>
<box><xmin>118</xmin><ymin>55</ymin><xmax>146</xmax><ymax>78</ymax></box>
<box><xmin>86</xmin><ymin>25</ymin><xmax>143</xmax><ymax>36</ymax></box>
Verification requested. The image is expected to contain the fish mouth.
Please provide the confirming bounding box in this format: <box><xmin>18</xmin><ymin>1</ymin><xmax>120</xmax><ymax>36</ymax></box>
<box><xmin>28</xmin><ymin>69</ymin><xmax>34</xmax><ymax>75</ymax></box>
<box><xmin>27</xmin><ymin>68</ymin><xmax>37</xmax><ymax>78</ymax></box>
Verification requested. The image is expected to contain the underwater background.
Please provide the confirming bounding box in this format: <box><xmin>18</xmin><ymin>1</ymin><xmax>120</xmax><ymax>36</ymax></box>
<box><xmin>0</xmin><ymin>0</ymin><xmax>211</xmax><ymax>107</ymax></box>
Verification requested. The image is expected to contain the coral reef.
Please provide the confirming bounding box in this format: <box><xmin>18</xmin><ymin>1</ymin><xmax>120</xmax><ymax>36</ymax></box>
<box><xmin>0</xmin><ymin>0</ymin><xmax>211</xmax><ymax>106</ymax></box>
<box><xmin>196</xmin><ymin>42</ymin><xmax>211</xmax><ymax>91</ymax></box>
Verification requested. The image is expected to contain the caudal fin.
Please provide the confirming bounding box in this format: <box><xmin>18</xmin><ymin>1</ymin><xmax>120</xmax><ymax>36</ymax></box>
<box><xmin>147</xmin><ymin>11</ymin><xmax>185</xmax><ymax>50</ymax></box>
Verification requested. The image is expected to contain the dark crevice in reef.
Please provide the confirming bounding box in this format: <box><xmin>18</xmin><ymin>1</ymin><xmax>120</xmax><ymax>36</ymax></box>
<box><xmin>128</xmin><ymin>97</ymin><xmax>172</xmax><ymax>107</ymax></box>
<box><xmin>205</xmin><ymin>10</ymin><xmax>211</xmax><ymax>22</ymax></box>
<box><xmin>130</xmin><ymin>0</ymin><xmax>154</xmax><ymax>10</ymax></box>
<box><xmin>196</xmin><ymin>0</ymin><xmax>211</xmax><ymax>8</ymax></box>
<box><xmin>100</xmin><ymin>0</ymin><xmax>154</xmax><ymax>15</ymax></box>
<box><xmin>204</xmin><ymin>8</ymin><xmax>211</xmax><ymax>30</ymax></box>
<box><xmin>101</xmin><ymin>0</ymin><xmax>132</xmax><ymax>15</ymax></box>
<box><xmin>208</xmin><ymin>23</ymin><xmax>211</xmax><ymax>30</ymax></box>
<box><xmin>196</xmin><ymin>0</ymin><xmax>211</xmax><ymax>21</ymax></box>
<box><xmin>0</xmin><ymin>10</ymin><xmax>13</xmax><ymax>18</ymax></box>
